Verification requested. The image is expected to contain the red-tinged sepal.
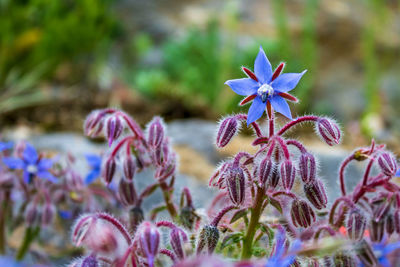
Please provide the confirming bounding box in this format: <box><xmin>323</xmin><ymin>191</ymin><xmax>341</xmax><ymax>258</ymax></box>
<box><xmin>278</xmin><ymin>92</ymin><xmax>298</xmax><ymax>103</ymax></box>
<box><xmin>240</xmin><ymin>94</ymin><xmax>257</xmax><ymax>106</ymax></box>
<box><xmin>241</xmin><ymin>67</ymin><xmax>258</xmax><ymax>82</ymax></box>
<box><xmin>252</xmin><ymin>137</ymin><xmax>269</xmax><ymax>146</ymax></box>
<box><xmin>271</xmin><ymin>62</ymin><xmax>285</xmax><ymax>81</ymax></box>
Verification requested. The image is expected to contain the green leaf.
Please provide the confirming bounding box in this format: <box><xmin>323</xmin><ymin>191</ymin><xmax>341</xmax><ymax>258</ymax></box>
<box><xmin>220</xmin><ymin>232</ymin><xmax>243</xmax><ymax>250</ymax></box>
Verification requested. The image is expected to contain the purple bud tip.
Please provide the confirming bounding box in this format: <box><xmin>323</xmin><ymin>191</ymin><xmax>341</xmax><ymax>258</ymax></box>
<box><xmin>303</xmin><ymin>179</ymin><xmax>327</xmax><ymax>210</ymax></box>
<box><xmin>298</xmin><ymin>152</ymin><xmax>316</xmax><ymax>183</ymax></box>
<box><xmin>147</xmin><ymin>117</ymin><xmax>165</xmax><ymax>148</ymax></box>
<box><xmin>103</xmin><ymin>157</ymin><xmax>116</xmax><ymax>185</ymax></box>
<box><xmin>226</xmin><ymin>167</ymin><xmax>245</xmax><ymax>206</ymax></box>
<box><xmin>290</xmin><ymin>199</ymin><xmax>316</xmax><ymax>228</ymax></box>
<box><xmin>216</xmin><ymin>117</ymin><xmax>238</xmax><ymax>148</ymax></box>
<box><xmin>280</xmin><ymin>160</ymin><xmax>296</xmax><ymax>191</ymax></box>
<box><xmin>377</xmin><ymin>152</ymin><xmax>397</xmax><ymax>177</ymax></box>
<box><xmin>106</xmin><ymin>116</ymin><xmax>124</xmax><ymax>147</ymax></box>
<box><xmin>316</xmin><ymin>118</ymin><xmax>341</xmax><ymax>146</ymax></box>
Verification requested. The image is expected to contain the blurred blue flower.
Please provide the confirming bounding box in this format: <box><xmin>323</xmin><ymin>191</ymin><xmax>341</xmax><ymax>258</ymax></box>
<box><xmin>225</xmin><ymin>46</ymin><xmax>306</xmax><ymax>125</ymax></box>
<box><xmin>265</xmin><ymin>228</ymin><xmax>301</xmax><ymax>267</ymax></box>
<box><xmin>2</xmin><ymin>143</ymin><xmax>56</xmax><ymax>183</ymax></box>
<box><xmin>372</xmin><ymin>239</ymin><xmax>400</xmax><ymax>267</ymax></box>
<box><xmin>84</xmin><ymin>154</ymin><xmax>102</xmax><ymax>185</ymax></box>
<box><xmin>396</xmin><ymin>168</ymin><xmax>400</xmax><ymax>177</ymax></box>
<box><xmin>58</xmin><ymin>210</ymin><xmax>73</xmax><ymax>220</ymax></box>
<box><xmin>0</xmin><ymin>141</ymin><xmax>13</xmax><ymax>152</ymax></box>
<box><xmin>0</xmin><ymin>256</ymin><xmax>25</xmax><ymax>267</ymax></box>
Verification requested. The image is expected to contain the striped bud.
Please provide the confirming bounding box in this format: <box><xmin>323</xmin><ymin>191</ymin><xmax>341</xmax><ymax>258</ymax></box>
<box><xmin>316</xmin><ymin>118</ymin><xmax>341</xmax><ymax>146</ymax></box>
<box><xmin>385</xmin><ymin>213</ymin><xmax>395</xmax><ymax>236</ymax></box>
<box><xmin>137</xmin><ymin>221</ymin><xmax>160</xmax><ymax>267</ymax></box>
<box><xmin>84</xmin><ymin>110</ymin><xmax>104</xmax><ymax>138</ymax></box>
<box><xmin>281</xmin><ymin>160</ymin><xmax>296</xmax><ymax>191</ymax></box>
<box><xmin>377</xmin><ymin>152</ymin><xmax>397</xmax><ymax>177</ymax></box>
<box><xmin>346</xmin><ymin>209</ymin><xmax>367</xmax><ymax>241</ymax></box>
<box><xmin>369</xmin><ymin>219</ymin><xmax>385</xmax><ymax>242</ymax></box>
<box><xmin>118</xmin><ymin>179</ymin><xmax>137</xmax><ymax>207</ymax></box>
<box><xmin>258</xmin><ymin>157</ymin><xmax>275</xmax><ymax>185</ymax></box>
<box><xmin>298</xmin><ymin>152</ymin><xmax>316</xmax><ymax>183</ymax></box>
<box><xmin>25</xmin><ymin>202</ymin><xmax>38</xmax><ymax>226</ymax></box>
<box><xmin>372</xmin><ymin>198</ymin><xmax>391</xmax><ymax>222</ymax></box>
<box><xmin>356</xmin><ymin>240</ymin><xmax>378</xmax><ymax>267</ymax></box>
<box><xmin>216</xmin><ymin>117</ymin><xmax>238</xmax><ymax>148</ymax></box>
<box><xmin>333</xmin><ymin>252</ymin><xmax>357</xmax><ymax>267</ymax></box>
<box><xmin>304</xmin><ymin>179</ymin><xmax>327</xmax><ymax>210</ymax></box>
<box><xmin>196</xmin><ymin>225</ymin><xmax>219</xmax><ymax>254</ymax></box>
<box><xmin>226</xmin><ymin>167</ymin><xmax>245</xmax><ymax>206</ymax></box>
<box><xmin>41</xmin><ymin>203</ymin><xmax>55</xmax><ymax>227</ymax></box>
<box><xmin>170</xmin><ymin>227</ymin><xmax>188</xmax><ymax>260</ymax></box>
<box><xmin>103</xmin><ymin>157</ymin><xmax>116</xmax><ymax>185</ymax></box>
<box><xmin>269</xmin><ymin>171</ymin><xmax>280</xmax><ymax>188</ymax></box>
<box><xmin>394</xmin><ymin>210</ymin><xmax>400</xmax><ymax>234</ymax></box>
<box><xmin>290</xmin><ymin>199</ymin><xmax>315</xmax><ymax>228</ymax></box>
<box><xmin>106</xmin><ymin>116</ymin><xmax>124</xmax><ymax>147</ymax></box>
<box><xmin>123</xmin><ymin>156</ymin><xmax>136</xmax><ymax>180</ymax></box>
<box><xmin>147</xmin><ymin>117</ymin><xmax>165</xmax><ymax>147</ymax></box>
<box><xmin>155</xmin><ymin>141</ymin><xmax>170</xmax><ymax>166</ymax></box>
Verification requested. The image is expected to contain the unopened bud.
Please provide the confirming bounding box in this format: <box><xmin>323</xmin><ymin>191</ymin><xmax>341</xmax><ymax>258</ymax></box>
<box><xmin>385</xmin><ymin>213</ymin><xmax>395</xmax><ymax>236</ymax></box>
<box><xmin>303</xmin><ymin>179</ymin><xmax>327</xmax><ymax>210</ymax></box>
<box><xmin>372</xmin><ymin>198</ymin><xmax>391</xmax><ymax>222</ymax></box>
<box><xmin>81</xmin><ymin>255</ymin><xmax>99</xmax><ymax>267</ymax></box>
<box><xmin>377</xmin><ymin>152</ymin><xmax>397</xmax><ymax>177</ymax></box>
<box><xmin>25</xmin><ymin>202</ymin><xmax>38</xmax><ymax>226</ymax></box>
<box><xmin>123</xmin><ymin>156</ymin><xmax>136</xmax><ymax>180</ymax></box>
<box><xmin>155</xmin><ymin>141</ymin><xmax>170</xmax><ymax>166</ymax></box>
<box><xmin>147</xmin><ymin>117</ymin><xmax>165</xmax><ymax>147</ymax></box>
<box><xmin>216</xmin><ymin>117</ymin><xmax>238</xmax><ymax>148</ymax></box>
<box><xmin>196</xmin><ymin>225</ymin><xmax>219</xmax><ymax>254</ymax></box>
<box><xmin>356</xmin><ymin>240</ymin><xmax>378</xmax><ymax>267</ymax></box>
<box><xmin>346</xmin><ymin>209</ymin><xmax>367</xmax><ymax>241</ymax></box>
<box><xmin>170</xmin><ymin>227</ymin><xmax>188</xmax><ymax>260</ymax></box>
<box><xmin>102</xmin><ymin>157</ymin><xmax>116</xmax><ymax>185</ymax></box>
<box><xmin>281</xmin><ymin>160</ymin><xmax>296</xmax><ymax>191</ymax></box>
<box><xmin>226</xmin><ymin>167</ymin><xmax>245</xmax><ymax>206</ymax></box>
<box><xmin>118</xmin><ymin>179</ymin><xmax>137</xmax><ymax>207</ymax></box>
<box><xmin>333</xmin><ymin>252</ymin><xmax>357</xmax><ymax>267</ymax></box>
<box><xmin>290</xmin><ymin>199</ymin><xmax>315</xmax><ymax>228</ymax></box>
<box><xmin>298</xmin><ymin>152</ymin><xmax>316</xmax><ymax>183</ymax></box>
<box><xmin>137</xmin><ymin>221</ymin><xmax>160</xmax><ymax>267</ymax></box>
<box><xmin>316</xmin><ymin>118</ymin><xmax>341</xmax><ymax>146</ymax></box>
<box><xmin>106</xmin><ymin>116</ymin><xmax>124</xmax><ymax>146</ymax></box>
<box><xmin>269</xmin><ymin>171</ymin><xmax>280</xmax><ymax>188</ymax></box>
<box><xmin>394</xmin><ymin>210</ymin><xmax>400</xmax><ymax>234</ymax></box>
<box><xmin>84</xmin><ymin>111</ymin><xmax>104</xmax><ymax>137</ymax></box>
<box><xmin>369</xmin><ymin>219</ymin><xmax>385</xmax><ymax>242</ymax></box>
<box><xmin>258</xmin><ymin>157</ymin><xmax>275</xmax><ymax>185</ymax></box>
<box><xmin>41</xmin><ymin>203</ymin><xmax>55</xmax><ymax>226</ymax></box>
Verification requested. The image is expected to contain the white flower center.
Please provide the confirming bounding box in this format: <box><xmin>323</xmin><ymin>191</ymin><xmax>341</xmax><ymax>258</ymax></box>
<box><xmin>27</xmin><ymin>164</ymin><xmax>38</xmax><ymax>174</ymax></box>
<box><xmin>257</xmin><ymin>83</ymin><xmax>274</xmax><ymax>102</ymax></box>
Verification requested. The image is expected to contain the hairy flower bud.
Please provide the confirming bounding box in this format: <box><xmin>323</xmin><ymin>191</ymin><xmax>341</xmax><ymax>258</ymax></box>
<box><xmin>25</xmin><ymin>202</ymin><xmax>38</xmax><ymax>226</ymax></box>
<box><xmin>316</xmin><ymin>118</ymin><xmax>341</xmax><ymax>146</ymax></box>
<box><xmin>258</xmin><ymin>157</ymin><xmax>275</xmax><ymax>186</ymax></box>
<box><xmin>41</xmin><ymin>203</ymin><xmax>55</xmax><ymax>227</ymax></box>
<box><xmin>333</xmin><ymin>252</ymin><xmax>357</xmax><ymax>267</ymax></box>
<box><xmin>118</xmin><ymin>179</ymin><xmax>137</xmax><ymax>207</ymax></box>
<box><xmin>137</xmin><ymin>221</ymin><xmax>160</xmax><ymax>267</ymax></box>
<box><xmin>356</xmin><ymin>240</ymin><xmax>378</xmax><ymax>267</ymax></box>
<box><xmin>81</xmin><ymin>255</ymin><xmax>99</xmax><ymax>267</ymax></box>
<box><xmin>170</xmin><ymin>227</ymin><xmax>188</xmax><ymax>260</ymax></box>
<box><xmin>377</xmin><ymin>152</ymin><xmax>397</xmax><ymax>177</ymax></box>
<box><xmin>372</xmin><ymin>198</ymin><xmax>391</xmax><ymax>222</ymax></box>
<box><xmin>281</xmin><ymin>160</ymin><xmax>296</xmax><ymax>191</ymax></box>
<box><xmin>123</xmin><ymin>156</ymin><xmax>136</xmax><ymax>180</ymax></box>
<box><xmin>196</xmin><ymin>225</ymin><xmax>219</xmax><ymax>254</ymax></box>
<box><xmin>346</xmin><ymin>209</ymin><xmax>367</xmax><ymax>241</ymax></box>
<box><xmin>303</xmin><ymin>179</ymin><xmax>327</xmax><ymax>210</ymax></box>
<box><xmin>102</xmin><ymin>157</ymin><xmax>116</xmax><ymax>185</ymax></box>
<box><xmin>369</xmin><ymin>219</ymin><xmax>385</xmax><ymax>242</ymax></box>
<box><xmin>298</xmin><ymin>152</ymin><xmax>316</xmax><ymax>183</ymax></box>
<box><xmin>84</xmin><ymin>111</ymin><xmax>104</xmax><ymax>138</ymax></box>
<box><xmin>180</xmin><ymin>206</ymin><xmax>198</xmax><ymax>230</ymax></box>
<box><xmin>385</xmin><ymin>213</ymin><xmax>395</xmax><ymax>236</ymax></box>
<box><xmin>216</xmin><ymin>117</ymin><xmax>238</xmax><ymax>148</ymax></box>
<box><xmin>394</xmin><ymin>210</ymin><xmax>400</xmax><ymax>234</ymax></box>
<box><xmin>269</xmin><ymin>171</ymin><xmax>280</xmax><ymax>188</ymax></box>
<box><xmin>106</xmin><ymin>116</ymin><xmax>124</xmax><ymax>146</ymax></box>
<box><xmin>226</xmin><ymin>167</ymin><xmax>245</xmax><ymax>206</ymax></box>
<box><xmin>154</xmin><ymin>140</ymin><xmax>170</xmax><ymax>166</ymax></box>
<box><xmin>290</xmin><ymin>199</ymin><xmax>315</xmax><ymax>228</ymax></box>
<box><xmin>147</xmin><ymin>117</ymin><xmax>165</xmax><ymax>147</ymax></box>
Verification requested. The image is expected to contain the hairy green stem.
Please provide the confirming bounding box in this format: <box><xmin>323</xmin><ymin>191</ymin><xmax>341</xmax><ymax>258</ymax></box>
<box><xmin>160</xmin><ymin>181</ymin><xmax>178</xmax><ymax>220</ymax></box>
<box><xmin>16</xmin><ymin>226</ymin><xmax>40</xmax><ymax>260</ymax></box>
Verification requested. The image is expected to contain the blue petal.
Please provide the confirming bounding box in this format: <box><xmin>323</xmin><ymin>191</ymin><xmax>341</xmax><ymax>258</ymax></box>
<box><xmin>37</xmin><ymin>171</ymin><xmax>58</xmax><ymax>183</ymax></box>
<box><xmin>271</xmin><ymin>70</ymin><xmax>307</xmax><ymax>93</ymax></box>
<box><xmin>396</xmin><ymin>168</ymin><xmax>400</xmax><ymax>177</ymax></box>
<box><xmin>225</xmin><ymin>78</ymin><xmax>258</xmax><ymax>96</ymax></box>
<box><xmin>85</xmin><ymin>170</ymin><xmax>100</xmax><ymax>185</ymax></box>
<box><xmin>23</xmin><ymin>171</ymin><xmax>31</xmax><ymax>183</ymax></box>
<box><xmin>85</xmin><ymin>154</ymin><xmax>102</xmax><ymax>168</ymax></box>
<box><xmin>38</xmin><ymin>158</ymin><xmax>53</xmax><ymax>170</ymax></box>
<box><xmin>269</xmin><ymin>95</ymin><xmax>292</xmax><ymax>120</ymax></box>
<box><xmin>58</xmin><ymin>210</ymin><xmax>73</xmax><ymax>219</ymax></box>
<box><xmin>0</xmin><ymin>142</ymin><xmax>13</xmax><ymax>152</ymax></box>
<box><xmin>23</xmin><ymin>143</ymin><xmax>38</xmax><ymax>164</ymax></box>
<box><xmin>2</xmin><ymin>157</ymin><xmax>24</xmax><ymax>169</ymax></box>
<box><xmin>383</xmin><ymin>242</ymin><xmax>400</xmax><ymax>254</ymax></box>
<box><xmin>254</xmin><ymin>46</ymin><xmax>273</xmax><ymax>84</ymax></box>
<box><xmin>247</xmin><ymin>96</ymin><xmax>266</xmax><ymax>125</ymax></box>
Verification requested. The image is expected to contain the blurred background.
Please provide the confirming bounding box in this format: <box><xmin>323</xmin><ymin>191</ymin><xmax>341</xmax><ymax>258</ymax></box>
<box><xmin>0</xmin><ymin>0</ymin><xmax>399</xmax><ymax>150</ymax></box>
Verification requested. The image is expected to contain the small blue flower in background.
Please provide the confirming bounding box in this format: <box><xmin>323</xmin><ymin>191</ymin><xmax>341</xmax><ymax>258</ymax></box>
<box><xmin>225</xmin><ymin>46</ymin><xmax>306</xmax><ymax>125</ymax></box>
<box><xmin>372</xmin><ymin>239</ymin><xmax>400</xmax><ymax>267</ymax></box>
<box><xmin>265</xmin><ymin>228</ymin><xmax>301</xmax><ymax>267</ymax></box>
<box><xmin>396</xmin><ymin>168</ymin><xmax>400</xmax><ymax>177</ymax></box>
<box><xmin>84</xmin><ymin>154</ymin><xmax>102</xmax><ymax>185</ymax></box>
<box><xmin>0</xmin><ymin>256</ymin><xmax>25</xmax><ymax>267</ymax></box>
<box><xmin>2</xmin><ymin>143</ymin><xmax>56</xmax><ymax>183</ymax></box>
<box><xmin>0</xmin><ymin>141</ymin><xmax>13</xmax><ymax>152</ymax></box>
<box><xmin>58</xmin><ymin>210</ymin><xmax>73</xmax><ymax>220</ymax></box>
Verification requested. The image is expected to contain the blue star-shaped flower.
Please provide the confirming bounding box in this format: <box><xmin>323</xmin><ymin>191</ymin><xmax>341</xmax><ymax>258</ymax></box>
<box><xmin>2</xmin><ymin>143</ymin><xmax>56</xmax><ymax>183</ymax></box>
<box><xmin>265</xmin><ymin>228</ymin><xmax>301</xmax><ymax>267</ymax></box>
<box><xmin>225</xmin><ymin>46</ymin><xmax>306</xmax><ymax>125</ymax></box>
<box><xmin>84</xmin><ymin>154</ymin><xmax>102</xmax><ymax>185</ymax></box>
<box><xmin>372</xmin><ymin>239</ymin><xmax>400</xmax><ymax>267</ymax></box>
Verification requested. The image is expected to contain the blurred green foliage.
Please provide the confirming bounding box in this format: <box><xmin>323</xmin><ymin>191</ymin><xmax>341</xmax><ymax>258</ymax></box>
<box><xmin>0</xmin><ymin>0</ymin><xmax>118</xmax><ymax>113</ymax></box>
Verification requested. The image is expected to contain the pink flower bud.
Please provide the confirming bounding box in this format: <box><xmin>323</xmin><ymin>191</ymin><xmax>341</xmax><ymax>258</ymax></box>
<box><xmin>303</xmin><ymin>179</ymin><xmax>327</xmax><ymax>210</ymax></box>
<box><xmin>84</xmin><ymin>110</ymin><xmax>104</xmax><ymax>137</ymax></box>
<box><xmin>298</xmin><ymin>152</ymin><xmax>316</xmax><ymax>183</ymax></box>
<box><xmin>216</xmin><ymin>117</ymin><xmax>238</xmax><ymax>148</ymax></box>
<box><xmin>316</xmin><ymin>118</ymin><xmax>341</xmax><ymax>146</ymax></box>
<box><xmin>226</xmin><ymin>167</ymin><xmax>245</xmax><ymax>206</ymax></box>
<box><xmin>356</xmin><ymin>240</ymin><xmax>378</xmax><ymax>267</ymax></box>
<box><xmin>346</xmin><ymin>209</ymin><xmax>367</xmax><ymax>241</ymax></box>
<box><xmin>106</xmin><ymin>116</ymin><xmax>124</xmax><ymax>147</ymax></box>
<box><xmin>25</xmin><ymin>202</ymin><xmax>38</xmax><ymax>226</ymax></box>
<box><xmin>41</xmin><ymin>203</ymin><xmax>55</xmax><ymax>227</ymax></box>
<box><xmin>369</xmin><ymin>219</ymin><xmax>385</xmax><ymax>242</ymax></box>
<box><xmin>137</xmin><ymin>221</ymin><xmax>160</xmax><ymax>267</ymax></box>
<box><xmin>118</xmin><ymin>179</ymin><xmax>137</xmax><ymax>207</ymax></box>
<box><xmin>147</xmin><ymin>117</ymin><xmax>165</xmax><ymax>147</ymax></box>
<box><xmin>385</xmin><ymin>213</ymin><xmax>395</xmax><ymax>236</ymax></box>
<box><xmin>290</xmin><ymin>199</ymin><xmax>315</xmax><ymax>228</ymax></box>
<box><xmin>102</xmin><ymin>157</ymin><xmax>116</xmax><ymax>185</ymax></box>
<box><xmin>258</xmin><ymin>157</ymin><xmax>275</xmax><ymax>186</ymax></box>
<box><xmin>196</xmin><ymin>225</ymin><xmax>219</xmax><ymax>254</ymax></box>
<box><xmin>154</xmin><ymin>140</ymin><xmax>170</xmax><ymax>166</ymax></box>
<box><xmin>280</xmin><ymin>160</ymin><xmax>296</xmax><ymax>191</ymax></box>
<box><xmin>377</xmin><ymin>152</ymin><xmax>397</xmax><ymax>177</ymax></box>
<box><xmin>170</xmin><ymin>227</ymin><xmax>188</xmax><ymax>260</ymax></box>
<box><xmin>394</xmin><ymin>210</ymin><xmax>400</xmax><ymax>234</ymax></box>
<box><xmin>123</xmin><ymin>156</ymin><xmax>136</xmax><ymax>180</ymax></box>
<box><xmin>333</xmin><ymin>252</ymin><xmax>357</xmax><ymax>267</ymax></box>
